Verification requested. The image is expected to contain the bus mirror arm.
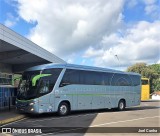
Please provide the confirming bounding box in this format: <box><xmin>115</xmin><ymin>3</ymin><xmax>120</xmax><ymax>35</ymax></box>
<box><xmin>60</xmin><ymin>82</ymin><xmax>70</xmax><ymax>87</ymax></box>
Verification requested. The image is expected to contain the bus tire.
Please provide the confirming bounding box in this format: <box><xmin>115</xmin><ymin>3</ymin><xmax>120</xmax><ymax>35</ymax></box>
<box><xmin>58</xmin><ymin>102</ymin><xmax>69</xmax><ymax>116</ymax></box>
<box><xmin>118</xmin><ymin>100</ymin><xmax>125</xmax><ymax>111</ymax></box>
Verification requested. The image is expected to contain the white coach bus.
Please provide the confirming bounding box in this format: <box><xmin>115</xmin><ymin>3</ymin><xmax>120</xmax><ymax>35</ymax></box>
<box><xmin>16</xmin><ymin>63</ymin><xmax>141</xmax><ymax>116</ymax></box>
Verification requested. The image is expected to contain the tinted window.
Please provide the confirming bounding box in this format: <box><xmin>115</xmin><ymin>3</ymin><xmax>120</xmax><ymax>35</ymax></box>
<box><xmin>17</xmin><ymin>69</ymin><xmax>62</xmax><ymax>100</ymax></box>
<box><xmin>79</xmin><ymin>71</ymin><xmax>102</xmax><ymax>85</ymax></box>
<box><xmin>60</xmin><ymin>69</ymin><xmax>79</xmax><ymax>86</ymax></box>
<box><xmin>103</xmin><ymin>73</ymin><xmax>114</xmax><ymax>85</ymax></box>
<box><xmin>130</xmin><ymin>75</ymin><xmax>141</xmax><ymax>86</ymax></box>
<box><xmin>111</xmin><ymin>73</ymin><xmax>132</xmax><ymax>86</ymax></box>
<box><xmin>22</xmin><ymin>70</ymin><xmax>40</xmax><ymax>80</ymax></box>
<box><xmin>60</xmin><ymin>69</ymin><xmax>114</xmax><ymax>86</ymax></box>
<box><xmin>82</xmin><ymin>71</ymin><xmax>113</xmax><ymax>85</ymax></box>
<box><xmin>42</xmin><ymin>68</ymin><xmax>62</xmax><ymax>91</ymax></box>
<box><xmin>141</xmin><ymin>80</ymin><xmax>149</xmax><ymax>85</ymax></box>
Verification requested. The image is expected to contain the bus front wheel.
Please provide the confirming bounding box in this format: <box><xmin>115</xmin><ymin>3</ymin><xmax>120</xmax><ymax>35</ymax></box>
<box><xmin>58</xmin><ymin>102</ymin><xmax>69</xmax><ymax>116</ymax></box>
<box><xmin>118</xmin><ymin>100</ymin><xmax>125</xmax><ymax>111</ymax></box>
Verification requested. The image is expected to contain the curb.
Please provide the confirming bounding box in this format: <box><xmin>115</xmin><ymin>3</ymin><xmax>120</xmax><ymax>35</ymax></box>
<box><xmin>0</xmin><ymin>115</ymin><xmax>25</xmax><ymax>125</ymax></box>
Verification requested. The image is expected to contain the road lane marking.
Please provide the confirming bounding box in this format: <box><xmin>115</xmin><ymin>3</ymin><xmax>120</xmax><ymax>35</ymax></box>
<box><xmin>91</xmin><ymin>116</ymin><xmax>160</xmax><ymax>127</ymax></box>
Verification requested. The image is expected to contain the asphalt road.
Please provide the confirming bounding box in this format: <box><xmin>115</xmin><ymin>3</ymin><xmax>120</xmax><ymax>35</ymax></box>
<box><xmin>1</xmin><ymin>101</ymin><xmax>160</xmax><ymax>136</ymax></box>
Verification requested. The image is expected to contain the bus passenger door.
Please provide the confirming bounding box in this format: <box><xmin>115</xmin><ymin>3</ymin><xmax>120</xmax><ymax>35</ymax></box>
<box><xmin>38</xmin><ymin>79</ymin><xmax>51</xmax><ymax>113</ymax></box>
<box><xmin>38</xmin><ymin>94</ymin><xmax>50</xmax><ymax>113</ymax></box>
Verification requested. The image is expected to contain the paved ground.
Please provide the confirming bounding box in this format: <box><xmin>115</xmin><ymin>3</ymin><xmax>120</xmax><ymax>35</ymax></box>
<box><xmin>0</xmin><ymin>108</ymin><xmax>19</xmax><ymax>121</ymax></box>
<box><xmin>0</xmin><ymin>101</ymin><xmax>160</xmax><ymax>136</ymax></box>
<box><xmin>0</xmin><ymin>108</ymin><xmax>25</xmax><ymax>125</ymax></box>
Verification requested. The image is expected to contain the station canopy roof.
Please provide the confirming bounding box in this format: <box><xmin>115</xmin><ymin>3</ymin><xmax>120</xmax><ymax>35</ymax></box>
<box><xmin>0</xmin><ymin>24</ymin><xmax>66</xmax><ymax>73</ymax></box>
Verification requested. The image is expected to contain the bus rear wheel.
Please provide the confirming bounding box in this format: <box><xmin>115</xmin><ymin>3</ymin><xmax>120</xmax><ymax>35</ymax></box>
<box><xmin>118</xmin><ymin>100</ymin><xmax>125</xmax><ymax>111</ymax></box>
<box><xmin>58</xmin><ymin>102</ymin><xmax>69</xmax><ymax>116</ymax></box>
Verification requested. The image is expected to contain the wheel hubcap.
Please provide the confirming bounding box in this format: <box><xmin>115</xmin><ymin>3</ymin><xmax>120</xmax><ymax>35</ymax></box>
<box><xmin>120</xmin><ymin>102</ymin><xmax>124</xmax><ymax>109</ymax></box>
<box><xmin>60</xmin><ymin>105</ymin><xmax>67</xmax><ymax>114</ymax></box>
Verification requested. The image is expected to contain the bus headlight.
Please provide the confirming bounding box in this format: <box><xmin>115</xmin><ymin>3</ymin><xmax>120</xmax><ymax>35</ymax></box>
<box><xmin>29</xmin><ymin>102</ymin><xmax>35</xmax><ymax>106</ymax></box>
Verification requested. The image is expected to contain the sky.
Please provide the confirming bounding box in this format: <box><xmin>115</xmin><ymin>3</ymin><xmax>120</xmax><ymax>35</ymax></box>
<box><xmin>0</xmin><ymin>0</ymin><xmax>160</xmax><ymax>70</ymax></box>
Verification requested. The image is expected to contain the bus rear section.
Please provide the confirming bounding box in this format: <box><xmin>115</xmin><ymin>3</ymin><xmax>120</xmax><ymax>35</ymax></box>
<box><xmin>141</xmin><ymin>78</ymin><xmax>150</xmax><ymax>101</ymax></box>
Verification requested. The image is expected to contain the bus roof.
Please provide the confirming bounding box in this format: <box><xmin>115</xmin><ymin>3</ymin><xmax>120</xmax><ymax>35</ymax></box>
<box><xmin>141</xmin><ymin>77</ymin><xmax>149</xmax><ymax>80</ymax></box>
<box><xmin>26</xmin><ymin>63</ymin><xmax>140</xmax><ymax>76</ymax></box>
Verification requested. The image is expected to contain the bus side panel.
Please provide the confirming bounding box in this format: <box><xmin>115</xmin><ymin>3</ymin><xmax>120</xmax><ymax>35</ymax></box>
<box><xmin>110</xmin><ymin>86</ymin><xmax>139</xmax><ymax>108</ymax></box>
<box><xmin>38</xmin><ymin>93</ymin><xmax>51</xmax><ymax>113</ymax></box>
<box><xmin>54</xmin><ymin>85</ymin><xmax>73</xmax><ymax>112</ymax></box>
<box><xmin>104</xmin><ymin>86</ymin><xmax>112</xmax><ymax>109</ymax></box>
<box><xmin>124</xmin><ymin>86</ymin><xmax>141</xmax><ymax>107</ymax></box>
<box><xmin>134</xmin><ymin>85</ymin><xmax>141</xmax><ymax>105</ymax></box>
<box><xmin>115</xmin><ymin>86</ymin><xmax>123</xmax><ymax>105</ymax></box>
<box><xmin>109</xmin><ymin>86</ymin><xmax>119</xmax><ymax>108</ymax></box>
<box><xmin>92</xmin><ymin>85</ymin><xmax>105</xmax><ymax>109</ymax></box>
<box><xmin>60</xmin><ymin>85</ymin><xmax>77</xmax><ymax>110</ymax></box>
<box><xmin>112</xmin><ymin>86</ymin><xmax>129</xmax><ymax>108</ymax></box>
<box><xmin>128</xmin><ymin>86</ymin><xmax>135</xmax><ymax>107</ymax></box>
<box><xmin>77</xmin><ymin>85</ymin><xmax>92</xmax><ymax>110</ymax></box>
<box><xmin>122</xmin><ymin>86</ymin><xmax>134</xmax><ymax>107</ymax></box>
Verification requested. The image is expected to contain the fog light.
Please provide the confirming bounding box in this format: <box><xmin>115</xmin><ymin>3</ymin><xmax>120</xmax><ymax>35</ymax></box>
<box><xmin>31</xmin><ymin>108</ymin><xmax>34</xmax><ymax>111</ymax></box>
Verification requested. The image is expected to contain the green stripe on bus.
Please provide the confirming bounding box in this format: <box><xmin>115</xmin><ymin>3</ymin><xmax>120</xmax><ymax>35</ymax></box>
<box><xmin>16</xmin><ymin>99</ymin><xmax>34</xmax><ymax>102</ymax></box>
<box><xmin>65</xmin><ymin>92</ymin><xmax>137</xmax><ymax>96</ymax></box>
<box><xmin>66</xmin><ymin>94</ymin><xmax>106</xmax><ymax>96</ymax></box>
<box><xmin>66</xmin><ymin>93</ymin><xmax>123</xmax><ymax>96</ymax></box>
<box><xmin>32</xmin><ymin>74</ymin><xmax>52</xmax><ymax>86</ymax></box>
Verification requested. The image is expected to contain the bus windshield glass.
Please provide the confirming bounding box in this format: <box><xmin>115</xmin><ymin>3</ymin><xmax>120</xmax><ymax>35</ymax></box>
<box><xmin>141</xmin><ymin>79</ymin><xmax>149</xmax><ymax>85</ymax></box>
<box><xmin>17</xmin><ymin>70</ymin><xmax>41</xmax><ymax>100</ymax></box>
<box><xmin>17</xmin><ymin>68</ymin><xmax>62</xmax><ymax>100</ymax></box>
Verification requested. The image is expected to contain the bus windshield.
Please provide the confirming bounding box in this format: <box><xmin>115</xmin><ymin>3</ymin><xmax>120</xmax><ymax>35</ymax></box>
<box><xmin>17</xmin><ymin>68</ymin><xmax>62</xmax><ymax>100</ymax></box>
<box><xmin>17</xmin><ymin>70</ymin><xmax>41</xmax><ymax>100</ymax></box>
<box><xmin>141</xmin><ymin>79</ymin><xmax>149</xmax><ymax>85</ymax></box>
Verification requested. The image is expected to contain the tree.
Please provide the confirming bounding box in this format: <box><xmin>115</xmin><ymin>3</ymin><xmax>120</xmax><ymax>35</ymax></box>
<box><xmin>127</xmin><ymin>63</ymin><xmax>160</xmax><ymax>92</ymax></box>
<box><xmin>149</xmin><ymin>64</ymin><xmax>160</xmax><ymax>92</ymax></box>
<box><xmin>148</xmin><ymin>64</ymin><xmax>160</xmax><ymax>75</ymax></box>
<box><xmin>127</xmin><ymin>63</ymin><xmax>147</xmax><ymax>74</ymax></box>
<box><xmin>152</xmin><ymin>78</ymin><xmax>160</xmax><ymax>91</ymax></box>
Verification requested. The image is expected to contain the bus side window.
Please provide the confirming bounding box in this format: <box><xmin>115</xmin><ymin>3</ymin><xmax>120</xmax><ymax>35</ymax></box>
<box><xmin>60</xmin><ymin>69</ymin><xmax>79</xmax><ymax>87</ymax></box>
<box><xmin>103</xmin><ymin>73</ymin><xmax>113</xmax><ymax>85</ymax></box>
<box><xmin>111</xmin><ymin>73</ymin><xmax>133</xmax><ymax>86</ymax></box>
<box><xmin>43</xmin><ymin>68</ymin><xmax>62</xmax><ymax>89</ymax></box>
<box><xmin>131</xmin><ymin>75</ymin><xmax>141</xmax><ymax>86</ymax></box>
